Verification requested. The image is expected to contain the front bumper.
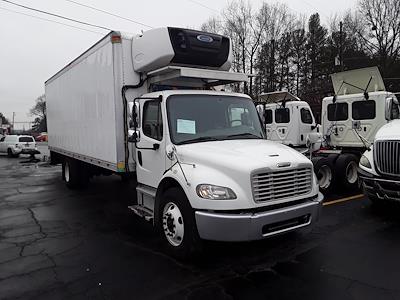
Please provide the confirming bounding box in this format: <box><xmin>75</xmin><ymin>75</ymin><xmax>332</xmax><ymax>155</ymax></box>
<box><xmin>13</xmin><ymin>148</ymin><xmax>39</xmax><ymax>155</ymax></box>
<box><xmin>195</xmin><ymin>193</ymin><xmax>323</xmax><ymax>242</ymax></box>
<box><xmin>358</xmin><ymin>168</ymin><xmax>400</xmax><ymax>202</ymax></box>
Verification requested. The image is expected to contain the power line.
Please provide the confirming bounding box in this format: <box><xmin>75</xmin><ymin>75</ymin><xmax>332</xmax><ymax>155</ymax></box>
<box><xmin>297</xmin><ymin>0</ymin><xmax>330</xmax><ymax>19</ymax></box>
<box><xmin>63</xmin><ymin>0</ymin><xmax>153</xmax><ymax>29</ymax></box>
<box><xmin>0</xmin><ymin>6</ymin><xmax>104</xmax><ymax>35</ymax></box>
<box><xmin>1</xmin><ymin>0</ymin><xmax>111</xmax><ymax>31</ymax></box>
<box><xmin>186</xmin><ymin>0</ymin><xmax>219</xmax><ymax>13</ymax></box>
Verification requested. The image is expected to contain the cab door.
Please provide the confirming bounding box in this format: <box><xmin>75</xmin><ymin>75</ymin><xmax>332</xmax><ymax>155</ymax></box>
<box><xmin>0</xmin><ymin>136</ymin><xmax>5</xmax><ymax>152</ymax></box>
<box><xmin>274</xmin><ymin>107</ymin><xmax>291</xmax><ymax>144</ymax></box>
<box><xmin>351</xmin><ymin>100</ymin><xmax>377</xmax><ymax>143</ymax></box>
<box><xmin>135</xmin><ymin>99</ymin><xmax>166</xmax><ymax>188</ymax></box>
<box><xmin>299</xmin><ymin>106</ymin><xmax>316</xmax><ymax>144</ymax></box>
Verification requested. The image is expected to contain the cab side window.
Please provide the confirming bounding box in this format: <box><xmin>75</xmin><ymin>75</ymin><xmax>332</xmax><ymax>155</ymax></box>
<box><xmin>0</xmin><ymin>137</ymin><xmax>4</xmax><ymax>142</ymax></box>
<box><xmin>300</xmin><ymin>108</ymin><xmax>313</xmax><ymax>124</ymax></box>
<box><xmin>142</xmin><ymin>101</ymin><xmax>163</xmax><ymax>141</ymax></box>
<box><xmin>275</xmin><ymin>108</ymin><xmax>290</xmax><ymax>123</ymax></box>
<box><xmin>265</xmin><ymin>109</ymin><xmax>273</xmax><ymax>124</ymax></box>
<box><xmin>327</xmin><ymin>103</ymin><xmax>348</xmax><ymax>121</ymax></box>
<box><xmin>352</xmin><ymin>100</ymin><xmax>376</xmax><ymax>120</ymax></box>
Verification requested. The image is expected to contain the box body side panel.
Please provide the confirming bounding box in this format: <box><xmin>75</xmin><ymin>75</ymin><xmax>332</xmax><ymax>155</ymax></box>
<box><xmin>46</xmin><ymin>40</ymin><xmax>119</xmax><ymax>165</ymax></box>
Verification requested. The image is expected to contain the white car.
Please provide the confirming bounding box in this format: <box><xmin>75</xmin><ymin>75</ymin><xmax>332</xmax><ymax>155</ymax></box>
<box><xmin>0</xmin><ymin>135</ymin><xmax>37</xmax><ymax>157</ymax></box>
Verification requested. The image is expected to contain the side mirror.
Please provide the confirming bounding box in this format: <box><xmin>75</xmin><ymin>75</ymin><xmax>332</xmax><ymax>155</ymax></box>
<box><xmin>385</xmin><ymin>97</ymin><xmax>393</xmax><ymax>120</ymax></box>
<box><xmin>306</xmin><ymin>132</ymin><xmax>322</xmax><ymax>153</ymax></box>
<box><xmin>166</xmin><ymin>144</ymin><xmax>176</xmax><ymax>160</ymax></box>
<box><xmin>130</xmin><ymin>101</ymin><xmax>140</xmax><ymax>129</ymax></box>
<box><xmin>128</xmin><ymin>130</ymin><xmax>140</xmax><ymax>143</ymax></box>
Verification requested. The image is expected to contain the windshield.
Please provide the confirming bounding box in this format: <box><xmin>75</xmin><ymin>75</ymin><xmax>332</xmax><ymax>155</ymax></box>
<box><xmin>19</xmin><ymin>137</ymin><xmax>34</xmax><ymax>143</ymax></box>
<box><xmin>167</xmin><ymin>95</ymin><xmax>265</xmax><ymax>145</ymax></box>
<box><xmin>391</xmin><ymin>99</ymin><xmax>400</xmax><ymax>119</ymax></box>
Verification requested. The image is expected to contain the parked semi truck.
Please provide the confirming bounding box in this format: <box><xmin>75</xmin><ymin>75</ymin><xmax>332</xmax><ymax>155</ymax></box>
<box><xmin>256</xmin><ymin>67</ymin><xmax>399</xmax><ymax>194</ymax></box>
<box><xmin>46</xmin><ymin>28</ymin><xmax>323</xmax><ymax>258</ymax></box>
<box><xmin>358</xmin><ymin>96</ymin><xmax>400</xmax><ymax>204</ymax></box>
<box><xmin>256</xmin><ymin>91</ymin><xmax>319</xmax><ymax>148</ymax></box>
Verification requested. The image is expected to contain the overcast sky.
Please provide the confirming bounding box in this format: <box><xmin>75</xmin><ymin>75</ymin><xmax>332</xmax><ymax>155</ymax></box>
<box><xmin>0</xmin><ymin>0</ymin><xmax>357</xmax><ymax>128</ymax></box>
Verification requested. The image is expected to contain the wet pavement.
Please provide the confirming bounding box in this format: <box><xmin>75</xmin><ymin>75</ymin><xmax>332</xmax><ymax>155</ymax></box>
<box><xmin>0</xmin><ymin>145</ymin><xmax>400</xmax><ymax>299</ymax></box>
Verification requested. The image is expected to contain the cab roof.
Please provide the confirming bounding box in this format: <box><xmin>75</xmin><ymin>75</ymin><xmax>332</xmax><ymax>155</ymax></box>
<box><xmin>258</xmin><ymin>91</ymin><xmax>300</xmax><ymax>103</ymax></box>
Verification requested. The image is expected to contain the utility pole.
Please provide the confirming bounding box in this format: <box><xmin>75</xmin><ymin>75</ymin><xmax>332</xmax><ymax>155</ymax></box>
<box><xmin>12</xmin><ymin>112</ymin><xmax>16</xmax><ymax>133</ymax></box>
<box><xmin>339</xmin><ymin>21</ymin><xmax>344</xmax><ymax>71</ymax></box>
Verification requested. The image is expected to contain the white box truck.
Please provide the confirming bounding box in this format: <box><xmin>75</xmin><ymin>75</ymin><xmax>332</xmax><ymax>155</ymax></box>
<box><xmin>46</xmin><ymin>28</ymin><xmax>323</xmax><ymax>258</ymax></box>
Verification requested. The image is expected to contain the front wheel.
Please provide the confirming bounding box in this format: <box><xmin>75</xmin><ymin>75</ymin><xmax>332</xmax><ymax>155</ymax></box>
<box><xmin>7</xmin><ymin>148</ymin><xmax>17</xmax><ymax>158</ymax></box>
<box><xmin>158</xmin><ymin>187</ymin><xmax>202</xmax><ymax>259</ymax></box>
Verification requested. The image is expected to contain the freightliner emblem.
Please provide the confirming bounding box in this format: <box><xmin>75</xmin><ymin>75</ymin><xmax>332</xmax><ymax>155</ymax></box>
<box><xmin>197</xmin><ymin>35</ymin><xmax>213</xmax><ymax>43</ymax></box>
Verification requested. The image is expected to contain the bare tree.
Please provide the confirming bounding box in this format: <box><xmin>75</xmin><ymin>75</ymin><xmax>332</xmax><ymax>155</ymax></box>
<box><xmin>357</xmin><ymin>0</ymin><xmax>400</xmax><ymax>73</ymax></box>
<box><xmin>201</xmin><ymin>16</ymin><xmax>223</xmax><ymax>34</ymax></box>
<box><xmin>223</xmin><ymin>0</ymin><xmax>252</xmax><ymax>93</ymax></box>
<box><xmin>30</xmin><ymin>95</ymin><xmax>47</xmax><ymax>132</ymax></box>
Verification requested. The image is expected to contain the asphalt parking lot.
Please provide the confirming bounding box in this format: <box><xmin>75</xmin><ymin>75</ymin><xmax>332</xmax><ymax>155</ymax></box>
<box><xmin>1</xmin><ymin>144</ymin><xmax>400</xmax><ymax>299</ymax></box>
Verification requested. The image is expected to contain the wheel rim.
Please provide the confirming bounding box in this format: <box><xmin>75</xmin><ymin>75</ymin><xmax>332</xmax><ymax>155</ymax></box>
<box><xmin>162</xmin><ymin>202</ymin><xmax>184</xmax><ymax>247</ymax></box>
<box><xmin>346</xmin><ymin>161</ymin><xmax>358</xmax><ymax>184</ymax></box>
<box><xmin>317</xmin><ymin>165</ymin><xmax>332</xmax><ymax>190</ymax></box>
<box><xmin>64</xmin><ymin>162</ymin><xmax>70</xmax><ymax>183</ymax></box>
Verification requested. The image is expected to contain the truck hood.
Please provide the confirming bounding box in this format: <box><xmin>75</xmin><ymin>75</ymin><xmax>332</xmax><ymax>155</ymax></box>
<box><xmin>176</xmin><ymin>139</ymin><xmax>311</xmax><ymax>173</ymax></box>
<box><xmin>375</xmin><ymin>119</ymin><xmax>400</xmax><ymax>140</ymax></box>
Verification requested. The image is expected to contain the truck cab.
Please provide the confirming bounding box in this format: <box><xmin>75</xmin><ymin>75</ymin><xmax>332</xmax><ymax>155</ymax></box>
<box><xmin>131</xmin><ymin>88</ymin><xmax>322</xmax><ymax>257</ymax></box>
<box><xmin>256</xmin><ymin>91</ymin><xmax>318</xmax><ymax>147</ymax></box>
<box><xmin>358</xmin><ymin>95</ymin><xmax>400</xmax><ymax>204</ymax></box>
<box><xmin>313</xmin><ymin>67</ymin><xmax>399</xmax><ymax>193</ymax></box>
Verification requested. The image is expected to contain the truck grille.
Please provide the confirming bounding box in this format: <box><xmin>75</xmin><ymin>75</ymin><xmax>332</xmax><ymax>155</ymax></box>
<box><xmin>251</xmin><ymin>168</ymin><xmax>313</xmax><ymax>203</ymax></box>
<box><xmin>375</xmin><ymin>141</ymin><xmax>400</xmax><ymax>177</ymax></box>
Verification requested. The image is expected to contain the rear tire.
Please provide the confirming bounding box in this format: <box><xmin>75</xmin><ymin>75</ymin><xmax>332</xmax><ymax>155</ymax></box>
<box><xmin>62</xmin><ymin>158</ymin><xmax>89</xmax><ymax>189</ymax></box>
<box><xmin>158</xmin><ymin>187</ymin><xmax>202</xmax><ymax>260</ymax></box>
<box><xmin>7</xmin><ymin>148</ymin><xmax>14</xmax><ymax>158</ymax></box>
<box><xmin>335</xmin><ymin>154</ymin><xmax>359</xmax><ymax>191</ymax></box>
<box><xmin>312</xmin><ymin>156</ymin><xmax>334</xmax><ymax>194</ymax></box>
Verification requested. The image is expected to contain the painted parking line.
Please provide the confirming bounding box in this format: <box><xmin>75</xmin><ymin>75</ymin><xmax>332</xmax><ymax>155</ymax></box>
<box><xmin>323</xmin><ymin>194</ymin><xmax>365</xmax><ymax>206</ymax></box>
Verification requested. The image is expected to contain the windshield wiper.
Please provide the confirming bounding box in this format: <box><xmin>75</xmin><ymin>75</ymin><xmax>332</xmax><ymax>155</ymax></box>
<box><xmin>176</xmin><ymin>136</ymin><xmax>220</xmax><ymax>145</ymax></box>
<box><xmin>226</xmin><ymin>133</ymin><xmax>262</xmax><ymax>139</ymax></box>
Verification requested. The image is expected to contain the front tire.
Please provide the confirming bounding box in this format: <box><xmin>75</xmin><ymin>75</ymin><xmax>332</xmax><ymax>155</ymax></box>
<box><xmin>158</xmin><ymin>187</ymin><xmax>202</xmax><ymax>259</ymax></box>
<box><xmin>7</xmin><ymin>148</ymin><xmax>17</xmax><ymax>158</ymax></box>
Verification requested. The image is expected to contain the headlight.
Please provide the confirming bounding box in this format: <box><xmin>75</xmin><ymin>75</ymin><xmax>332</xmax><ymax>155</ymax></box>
<box><xmin>196</xmin><ymin>184</ymin><xmax>237</xmax><ymax>200</ymax></box>
<box><xmin>360</xmin><ymin>155</ymin><xmax>371</xmax><ymax>168</ymax></box>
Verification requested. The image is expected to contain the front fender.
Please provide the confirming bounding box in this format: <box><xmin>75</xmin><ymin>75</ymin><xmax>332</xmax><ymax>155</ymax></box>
<box><xmin>359</xmin><ymin>147</ymin><xmax>378</xmax><ymax>176</ymax></box>
<box><xmin>160</xmin><ymin>162</ymin><xmax>254</xmax><ymax>211</ymax></box>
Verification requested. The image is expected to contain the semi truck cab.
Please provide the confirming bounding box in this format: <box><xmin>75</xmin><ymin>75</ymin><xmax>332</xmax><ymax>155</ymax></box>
<box><xmin>358</xmin><ymin>96</ymin><xmax>400</xmax><ymax>204</ymax></box>
<box><xmin>256</xmin><ymin>91</ymin><xmax>318</xmax><ymax>147</ymax></box>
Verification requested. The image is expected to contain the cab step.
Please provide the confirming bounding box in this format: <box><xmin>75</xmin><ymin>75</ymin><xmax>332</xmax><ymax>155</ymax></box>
<box><xmin>128</xmin><ymin>205</ymin><xmax>153</xmax><ymax>222</ymax></box>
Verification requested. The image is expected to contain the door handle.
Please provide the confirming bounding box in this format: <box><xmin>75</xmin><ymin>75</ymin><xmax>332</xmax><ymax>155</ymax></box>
<box><xmin>137</xmin><ymin>151</ymin><xmax>142</xmax><ymax>166</ymax></box>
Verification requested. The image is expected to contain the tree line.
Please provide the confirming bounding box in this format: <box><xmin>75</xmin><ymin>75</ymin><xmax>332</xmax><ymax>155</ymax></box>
<box><xmin>201</xmin><ymin>0</ymin><xmax>400</xmax><ymax>118</ymax></box>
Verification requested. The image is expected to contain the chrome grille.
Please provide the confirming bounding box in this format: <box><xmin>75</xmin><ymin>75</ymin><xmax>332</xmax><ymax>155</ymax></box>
<box><xmin>375</xmin><ymin>140</ymin><xmax>400</xmax><ymax>177</ymax></box>
<box><xmin>251</xmin><ymin>168</ymin><xmax>313</xmax><ymax>203</ymax></box>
